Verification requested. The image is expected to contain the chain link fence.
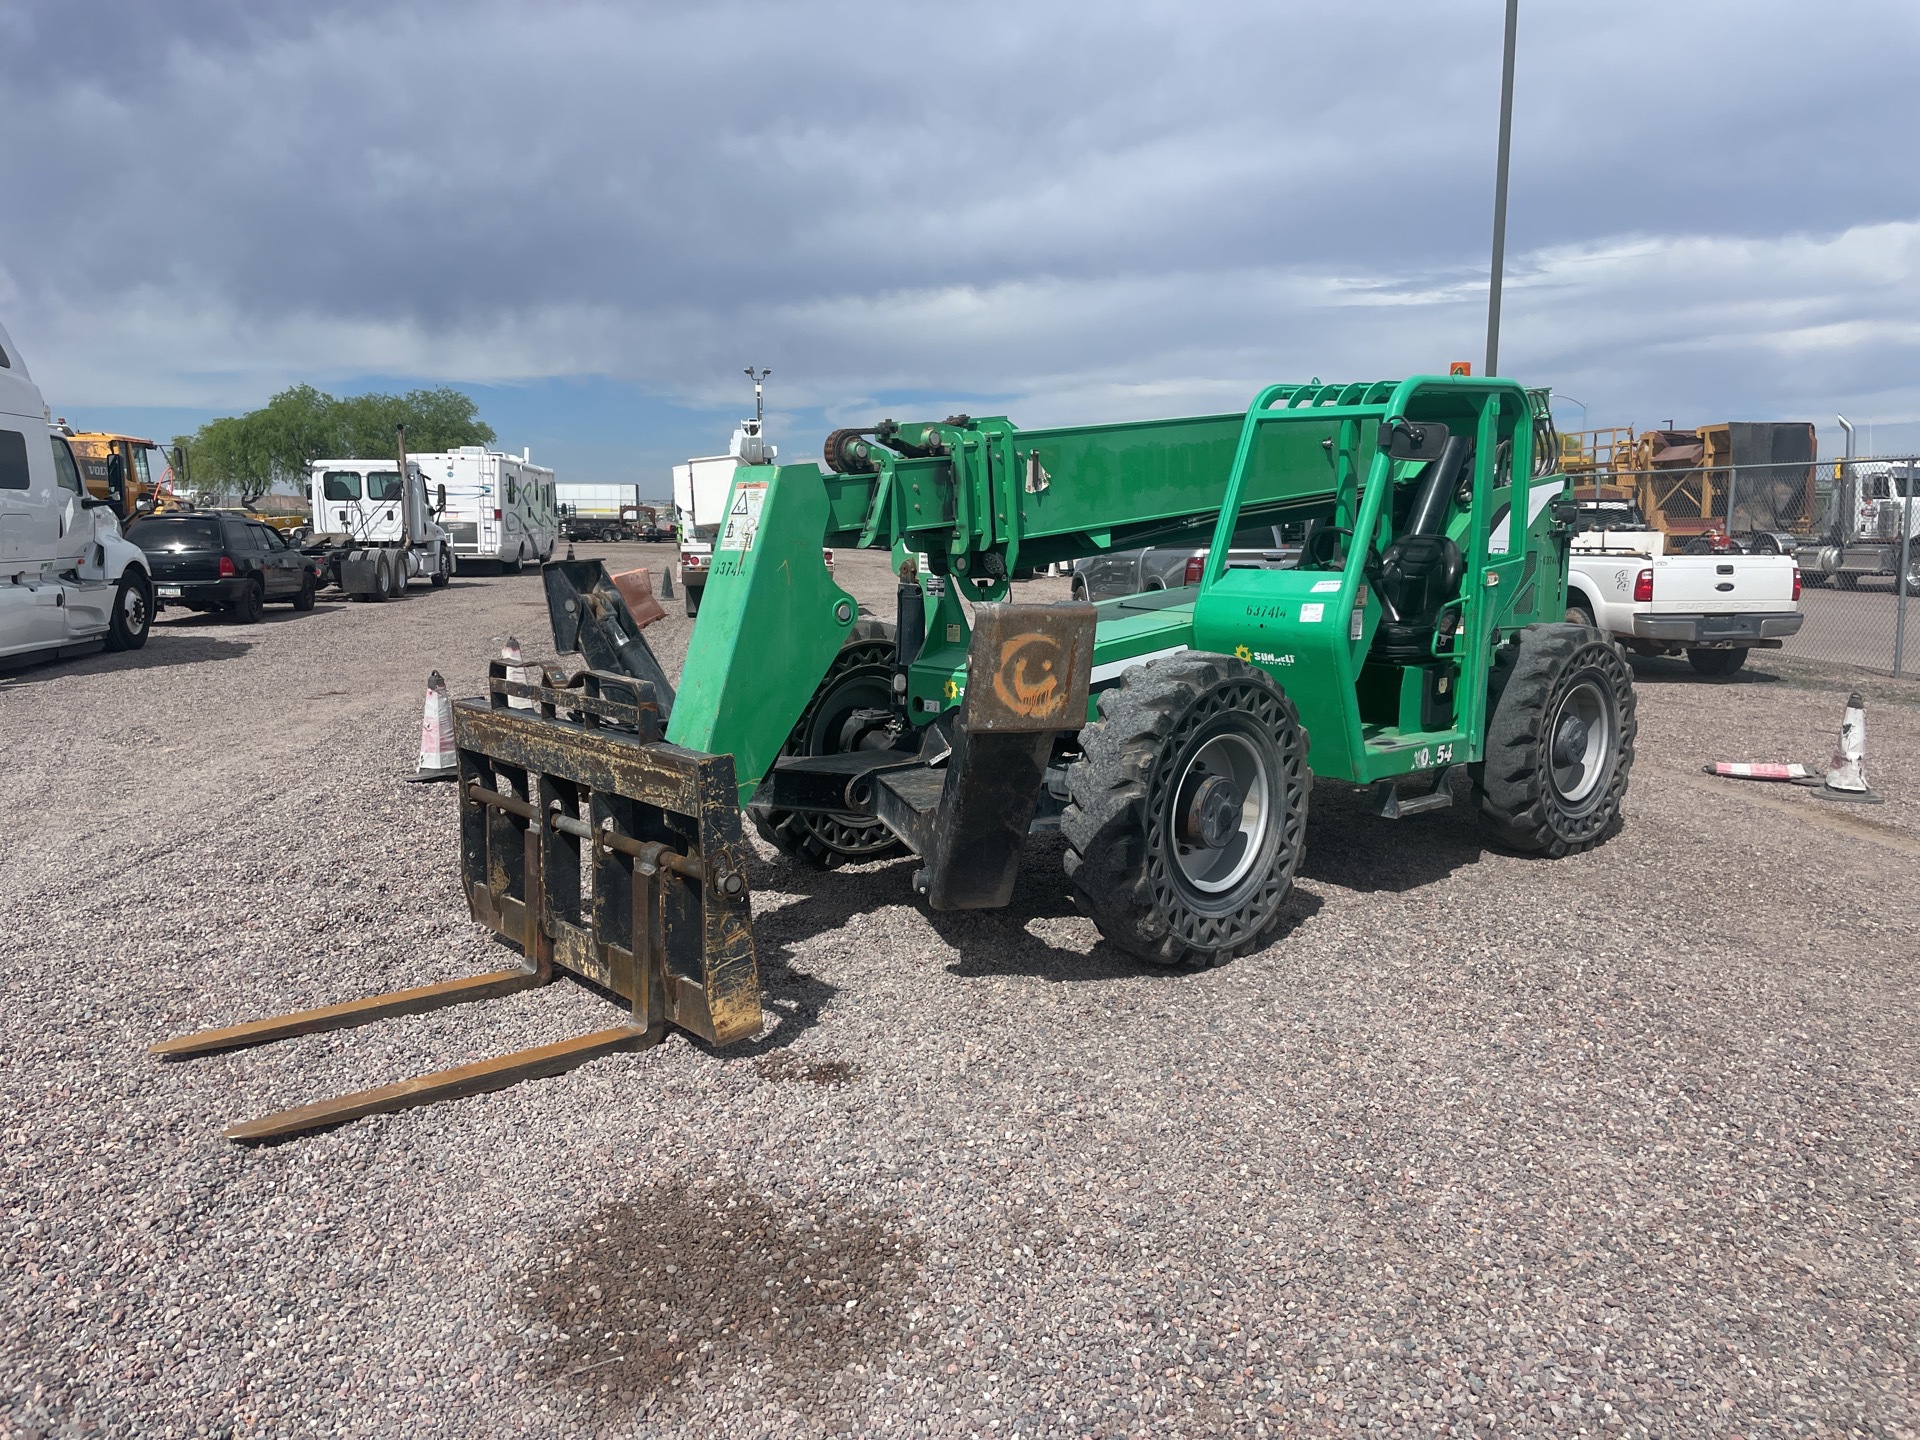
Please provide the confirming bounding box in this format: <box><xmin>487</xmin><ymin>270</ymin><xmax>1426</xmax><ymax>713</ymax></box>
<box><xmin>1565</xmin><ymin>446</ymin><xmax>1919</xmax><ymax>677</ymax></box>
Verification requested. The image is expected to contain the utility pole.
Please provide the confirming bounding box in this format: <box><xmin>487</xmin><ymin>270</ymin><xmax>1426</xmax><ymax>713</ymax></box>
<box><xmin>1484</xmin><ymin>0</ymin><xmax>1520</xmax><ymax>378</ymax></box>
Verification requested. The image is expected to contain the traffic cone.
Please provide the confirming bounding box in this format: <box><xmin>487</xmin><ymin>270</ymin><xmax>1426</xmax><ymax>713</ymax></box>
<box><xmin>566</xmin><ymin>542</ymin><xmax>576</xmax><ymax>561</ymax></box>
<box><xmin>1819</xmin><ymin>691</ymin><xmax>1881</xmax><ymax>802</ymax></box>
<box><xmin>406</xmin><ymin>671</ymin><xmax>458</xmax><ymax>782</ymax></box>
<box><xmin>503</xmin><ymin>635</ymin><xmax>536</xmax><ymax>710</ymax></box>
<box><xmin>659</xmin><ymin>565</ymin><xmax>674</xmax><ymax>599</ymax></box>
<box><xmin>1703</xmin><ymin>761</ymin><xmax>1817</xmax><ymax>783</ymax></box>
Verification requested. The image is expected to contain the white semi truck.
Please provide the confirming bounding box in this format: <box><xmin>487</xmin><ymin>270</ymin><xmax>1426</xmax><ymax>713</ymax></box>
<box><xmin>304</xmin><ymin>452</ymin><xmax>458</xmax><ymax>599</ymax></box>
<box><xmin>412</xmin><ymin>446</ymin><xmax>559</xmax><ymax>573</ymax></box>
<box><xmin>1799</xmin><ymin>458</ymin><xmax>1920</xmax><ymax>591</ymax></box>
<box><xmin>0</xmin><ymin>317</ymin><xmax>155</xmax><ymax>665</ymax></box>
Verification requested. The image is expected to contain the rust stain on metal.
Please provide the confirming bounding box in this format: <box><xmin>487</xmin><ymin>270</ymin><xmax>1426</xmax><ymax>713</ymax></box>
<box><xmin>962</xmin><ymin>602</ymin><xmax>1097</xmax><ymax>733</ymax></box>
<box><xmin>607</xmin><ymin>568</ymin><xmax>668</xmax><ymax>629</ymax></box>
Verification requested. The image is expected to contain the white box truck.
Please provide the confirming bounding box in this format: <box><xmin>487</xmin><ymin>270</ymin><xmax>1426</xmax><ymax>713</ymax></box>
<box><xmin>0</xmin><ymin>317</ymin><xmax>156</xmax><ymax>664</ymax></box>
<box><xmin>557</xmin><ymin>482</ymin><xmax>642</xmax><ymax>542</ymax></box>
<box><xmin>674</xmin><ymin>419</ymin><xmax>774</xmax><ymax>617</ymax></box>
<box><xmin>412</xmin><ymin>446</ymin><xmax>560</xmax><ymax>573</ymax></box>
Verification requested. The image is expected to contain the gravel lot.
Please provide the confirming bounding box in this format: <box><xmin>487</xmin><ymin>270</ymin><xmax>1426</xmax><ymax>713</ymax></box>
<box><xmin>2</xmin><ymin>543</ymin><xmax>1916</xmax><ymax>1439</ymax></box>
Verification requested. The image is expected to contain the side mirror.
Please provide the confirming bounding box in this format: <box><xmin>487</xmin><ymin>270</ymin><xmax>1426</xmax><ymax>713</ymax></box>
<box><xmin>436</xmin><ymin>482</ymin><xmax>447</xmax><ymax>514</ymax></box>
<box><xmin>106</xmin><ymin>453</ymin><xmax>127</xmax><ymax>506</ymax></box>
<box><xmin>1550</xmin><ymin>499</ymin><xmax>1588</xmax><ymax>533</ymax></box>
<box><xmin>1377</xmin><ymin>419</ymin><xmax>1451</xmax><ymax>462</ymax></box>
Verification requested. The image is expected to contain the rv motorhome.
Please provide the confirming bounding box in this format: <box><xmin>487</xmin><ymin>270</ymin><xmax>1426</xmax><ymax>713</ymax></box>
<box><xmin>411</xmin><ymin>446</ymin><xmax>559</xmax><ymax>572</ymax></box>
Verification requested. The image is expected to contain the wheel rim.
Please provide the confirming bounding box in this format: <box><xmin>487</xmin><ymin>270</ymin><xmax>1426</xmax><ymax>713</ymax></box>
<box><xmin>1136</xmin><ymin>673</ymin><xmax>1305</xmax><ymax>950</ymax></box>
<box><xmin>779</xmin><ymin>638</ymin><xmax>902</xmax><ymax>859</ymax></box>
<box><xmin>1168</xmin><ymin>732</ymin><xmax>1271</xmax><ymax>895</ymax></box>
<box><xmin>801</xmin><ymin>669</ymin><xmax>892</xmax><ymax>756</ymax></box>
<box><xmin>122</xmin><ymin>583</ymin><xmax>148</xmax><ymax>635</ymax></box>
<box><xmin>1549</xmin><ymin>678</ymin><xmax>1614</xmax><ymax>809</ymax></box>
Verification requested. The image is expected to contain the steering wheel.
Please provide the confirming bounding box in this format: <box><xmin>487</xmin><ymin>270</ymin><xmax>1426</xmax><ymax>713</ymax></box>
<box><xmin>1303</xmin><ymin>524</ymin><xmax>1353</xmax><ymax>570</ymax></box>
<box><xmin>1303</xmin><ymin>524</ymin><xmax>1388</xmax><ymax>592</ymax></box>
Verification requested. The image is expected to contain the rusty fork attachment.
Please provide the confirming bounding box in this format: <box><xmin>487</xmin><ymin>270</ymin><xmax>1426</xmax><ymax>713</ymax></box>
<box><xmin>152</xmin><ymin>662</ymin><xmax>762</xmax><ymax>1142</ymax></box>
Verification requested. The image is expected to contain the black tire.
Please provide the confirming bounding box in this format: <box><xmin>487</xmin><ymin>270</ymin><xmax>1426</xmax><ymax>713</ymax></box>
<box><xmin>104</xmin><ymin>569</ymin><xmax>152</xmax><ymax>651</ymax></box>
<box><xmin>504</xmin><ymin>548</ymin><xmax>524</xmax><ymax>576</ymax></box>
<box><xmin>1062</xmin><ymin>654</ymin><xmax>1309</xmax><ymax>969</ymax></box>
<box><xmin>1687</xmin><ymin>647</ymin><xmax>1748</xmax><ymax>677</ymax></box>
<box><xmin>431</xmin><ymin>549</ymin><xmax>451</xmax><ymax>587</ymax></box>
<box><xmin>749</xmin><ymin>619</ymin><xmax>909</xmax><ymax>869</ymax></box>
<box><xmin>1565</xmin><ymin>601</ymin><xmax>1595</xmax><ymax>628</ymax></box>
<box><xmin>1070</xmin><ymin>575</ymin><xmax>1089</xmax><ymax>602</ymax></box>
<box><xmin>292</xmin><ymin>574</ymin><xmax>317</xmax><ymax>611</ymax></box>
<box><xmin>365</xmin><ymin>555</ymin><xmax>388</xmax><ymax>603</ymax></box>
<box><xmin>1473</xmin><ymin>624</ymin><xmax>1635</xmax><ymax>858</ymax></box>
<box><xmin>229</xmin><ymin>579</ymin><xmax>265</xmax><ymax>625</ymax></box>
<box><xmin>1683</xmin><ymin>537</ymin><xmax>1714</xmax><ymax>555</ymax></box>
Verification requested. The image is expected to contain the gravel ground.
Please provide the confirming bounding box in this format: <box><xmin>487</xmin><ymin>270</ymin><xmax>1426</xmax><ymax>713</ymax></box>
<box><xmin>2</xmin><ymin>543</ymin><xmax>1916</xmax><ymax>1439</ymax></box>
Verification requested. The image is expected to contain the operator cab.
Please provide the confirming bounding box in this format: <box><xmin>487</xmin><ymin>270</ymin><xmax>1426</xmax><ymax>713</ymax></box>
<box><xmin>1298</xmin><ymin>421</ymin><xmax>1471</xmax><ymax>672</ymax></box>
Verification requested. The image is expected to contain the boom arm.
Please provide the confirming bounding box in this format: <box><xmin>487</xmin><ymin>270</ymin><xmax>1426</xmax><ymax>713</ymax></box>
<box><xmin>667</xmin><ymin>377</ymin><xmax>1560</xmax><ymax>802</ymax></box>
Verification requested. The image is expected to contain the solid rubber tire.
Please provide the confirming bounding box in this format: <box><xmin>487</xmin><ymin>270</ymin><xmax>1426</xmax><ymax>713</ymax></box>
<box><xmin>1472</xmin><ymin>624</ymin><xmax>1635</xmax><ymax>857</ymax></box>
<box><xmin>749</xmin><ymin>618</ymin><xmax>909</xmax><ymax>869</ymax></box>
<box><xmin>1062</xmin><ymin>653</ymin><xmax>1309</xmax><ymax>969</ymax></box>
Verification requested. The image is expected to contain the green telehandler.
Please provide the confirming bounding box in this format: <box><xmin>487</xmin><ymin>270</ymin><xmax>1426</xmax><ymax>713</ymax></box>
<box><xmin>156</xmin><ymin>375</ymin><xmax>1635</xmax><ymax>1140</ymax></box>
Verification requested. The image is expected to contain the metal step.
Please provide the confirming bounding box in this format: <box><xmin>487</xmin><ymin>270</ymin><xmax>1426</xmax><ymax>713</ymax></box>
<box><xmin>1371</xmin><ymin>765</ymin><xmax>1464</xmax><ymax>819</ymax></box>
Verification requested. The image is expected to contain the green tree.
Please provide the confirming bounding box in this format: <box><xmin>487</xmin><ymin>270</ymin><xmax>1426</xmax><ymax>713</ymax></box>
<box><xmin>192</xmin><ymin>413</ymin><xmax>276</xmax><ymax>504</ymax></box>
<box><xmin>334</xmin><ymin>387</ymin><xmax>494</xmax><ymax>458</ymax></box>
<box><xmin>185</xmin><ymin>385</ymin><xmax>496</xmax><ymax>503</ymax></box>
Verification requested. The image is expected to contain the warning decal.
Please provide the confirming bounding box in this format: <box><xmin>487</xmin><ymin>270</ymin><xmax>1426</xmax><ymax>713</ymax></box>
<box><xmin>718</xmin><ymin>481</ymin><xmax>768</xmax><ymax>552</ymax></box>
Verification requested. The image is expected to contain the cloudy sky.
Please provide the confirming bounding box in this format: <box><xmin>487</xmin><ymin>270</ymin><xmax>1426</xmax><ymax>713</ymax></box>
<box><xmin>3</xmin><ymin>0</ymin><xmax>1917</xmax><ymax>487</ymax></box>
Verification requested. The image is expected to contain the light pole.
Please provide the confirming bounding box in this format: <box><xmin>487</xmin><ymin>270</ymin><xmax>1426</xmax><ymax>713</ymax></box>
<box><xmin>744</xmin><ymin>367</ymin><xmax>771</xmax><ymax>424</ymax></box>
<box><xmin>1484</xmin><ymin>0</ymin><xmax>1520</xmax><ymax>378</ymax></box>
<box><xmin>1552</xmin><ymin>392</ymin><xmax>1588</xmax><ymax>430</ymax></box>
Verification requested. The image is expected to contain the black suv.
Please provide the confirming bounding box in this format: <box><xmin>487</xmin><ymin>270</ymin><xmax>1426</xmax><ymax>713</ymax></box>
<box><xmin>124</xmin><ymin>511</ymin><xmax>323</xmax><ymax>623</ymax></box>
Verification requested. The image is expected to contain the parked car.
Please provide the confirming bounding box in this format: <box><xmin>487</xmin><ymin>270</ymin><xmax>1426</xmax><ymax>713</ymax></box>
<box><xmin>1069</xmin><ymin>523</ymin><xmax>1301</xmax><ymax>602</ymax></box>
<box><xmin>125</xmin><ymin>510</ymin><xmax>323</xmax><ymax>623</ymax></box>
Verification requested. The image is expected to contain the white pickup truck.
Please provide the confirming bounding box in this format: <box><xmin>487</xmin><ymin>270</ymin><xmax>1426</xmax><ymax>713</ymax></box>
<box><xmin>1</xmin><ymin>317</ymin><xmax>155</xmax><ymax>666</ymax></box>
<box><xmin>1565</xmin><ymin>498</ymin><xmax>1802</xmax><ymax>677</ymax></box>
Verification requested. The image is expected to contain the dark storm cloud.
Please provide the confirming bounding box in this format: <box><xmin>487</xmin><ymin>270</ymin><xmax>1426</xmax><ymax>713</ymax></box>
<box><xmin>3</xmin><ymin>0</ymin><xmax>1917</xmax><ymax>434</ymax></box>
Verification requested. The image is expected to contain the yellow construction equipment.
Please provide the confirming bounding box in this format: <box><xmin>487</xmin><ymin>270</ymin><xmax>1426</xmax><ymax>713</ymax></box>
<box><xmin>57</xmin><ymin>428</ymin><xmax>166</xmax><ymax>520</ymax></box>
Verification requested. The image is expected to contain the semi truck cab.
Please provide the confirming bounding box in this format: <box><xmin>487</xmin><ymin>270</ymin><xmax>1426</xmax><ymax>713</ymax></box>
<box><xmin>0</xmin><ymin>319</ymin><xmax>155</xmax><ymax>663</ymax></box>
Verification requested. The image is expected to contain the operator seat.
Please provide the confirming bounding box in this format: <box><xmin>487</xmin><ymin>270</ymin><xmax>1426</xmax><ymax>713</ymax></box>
<box><xmin>1369</xmin><ymin>436</ymin><xmax>1470</xmax><ymax>666</ymax></box>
